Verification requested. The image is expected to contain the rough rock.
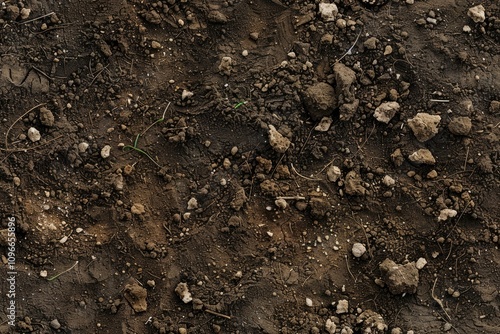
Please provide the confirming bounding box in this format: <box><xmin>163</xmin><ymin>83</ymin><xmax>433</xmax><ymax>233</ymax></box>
<box><xmin>364</xmin><ymin>37</ymin><xmax>379</xmax><ymax>50</ymax></box>
<box><xmin>310</xmin><ymin>197</ymin><xmax>330</xmax><ymax>218</ymax></box>
<box><xmin>175</xmin><ymin>282</ymin><xmax>193</xmax><ymax>303</ymax></box>
<box><xmin>40</xmin><ymin>107</ymin><xmax>55</xmax><ymax>127</ymax></box>
<box><xmin>124</xmin><ymin>281</ymin><xmax>148</xmax><ymax>312</ymax></box>
<box><xmin>302</xmin><ymin>82</ymin><xmax>338</xmax><ymax>120</ymax></box>
<box><xmin>326</xmin><ymin>165</ymin><xmax>341</xmax><ymax>182</ymax></box>
<box><xmin>448</xmin><ymin>116</ymin><xmax>472</xmax><ymax>136</ymax></box>
<box><xmin>20</xmin><ymin>8</ymin><xmax>31</xmax><ymax>20</ymax></box>
<box><xmin>333</xmin><ymin>63</ymin><xmax>356</xmax><ymax>98</ymax></box>
<box><xmin>314</xmin><ymin>117</ymin><xmax>333</xmax><ymax>132</ymax></box>
<box><xmin>318</xmin><ymin>3</ymin><xmax>338</xmax><ymax>22</ymax></box>
<box><xmin>218</xmin><ymin>56</ymin><xmax>233</xmax><ymax>75</ymax></box>
<box><xmin>352</xmin><ymin>243</ymin><xmax>366</xmax><ymax>258</ymax></box>
<box><xmin>391</xmin><ymin>148</ymin><xmax>405</xmax><ymax>167</ymax></box>
<box><xmin>27</xmin><ymin>127</ymin><xmax>41</xmax><ymax>142</ymax></box>
<box><xmin>379</xmin><ymin>259</ymin><xmax>419</xmax><ymax>294</ymax></box>
<box><xmin>344</xmin><ymin>171</ymin><xmax>367</xmax><ymax>196</ymax></box>
<box><xmin>325</xmin><ymin>319</ymin><xmax>337</xmax><ymax>334</ymax></box>
<box><xmin>187</xmin><ymin>197</ymin><xmax>198</xmax><ymax>210</ymax></box>
<box><xmin>408</xmin><ymin>149</ymin><xmax>436</xmax><ymax>165</ymax></box>
<box><xmin>407</xmin><ymin>113</ymin><xmax>441</xmax><ymax>142</ymax></box>
<box><xmin>382</xmin><ymin>175</ymin><xmax>395</xmax><ymax>187</ymax></box>
<box><xmin>339</xmin><ymin>99</ymin><xmax>359</xmax><ymax>121</ymax></box>
<box><xmin>268</xmin><ymin>125</ymin><xmax>291</xmax><ymax>153</ymax></box>
<box><xmin>101</xmin><ymin>145</ymin><xmax>111</xmax><ymax>158</ymax></box>
<box><xmin>131</xmin><ymin>203</ymin><xmax>145</xmax><ymax>215</ymax></box>
<box><xmin>207</xmin><ymin>10</ymin><xmax>228</xmax><ymax>23</ymax></box>
<box><xmin>6</xmin><ymin>5</ymin><xmax>20</xmax><ymax>20</ymax></box>
<box><xmin>467</xmin><ymin>5</ymin><xmax>485</xmax><ymax>23</ymax></box>
<box><xmin>437</xmin><ymin>208</ymin><xmax>457</xmax><ymax>222</ymax></box>
<box><xmin>416</xmin><ymin>258</ymin><xmax>427</xmax><ymax>270</ymax></box>
<box><xmin>336</xmin><ymin>299</ymin><xmax>349</xmax><ymax>314</ymax></box>
<box><xmin>356</xmin><ymin>310</ymin><xmax>388</xmax><ymax>333</ymax></box>
<box><xmin>373</xmin><ymin>102</ymin><xmax>400</xmax><ymax>123</ymax></box>
<box><xmin>50</xmin><ymin>319</ymin><xmax>61</xmax><ymax>329</ymax></box>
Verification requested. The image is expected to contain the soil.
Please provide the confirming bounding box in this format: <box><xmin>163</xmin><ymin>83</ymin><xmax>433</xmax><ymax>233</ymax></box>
<box><xmin>0</xmin><ymin>0</ymin><xmax>499</xmax><ymax>333</ymax></box>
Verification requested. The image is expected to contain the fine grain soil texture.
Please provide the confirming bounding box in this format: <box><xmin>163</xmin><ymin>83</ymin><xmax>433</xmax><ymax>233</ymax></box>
<box><xmin>0</xmin><ymin>0</ymin><xmax>499</xmax><ymax>333</ymax></box>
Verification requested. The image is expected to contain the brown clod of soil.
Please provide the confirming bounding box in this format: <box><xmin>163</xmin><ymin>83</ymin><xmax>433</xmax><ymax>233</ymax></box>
<box><xmin>379</xmin><ymin>259</ymin><xmax>419</xmax><ymax>295</ymax></box>
<box><xmin>123</xmin><ymin>281</ymin><xmax>148</xmax><ymax>313</ymax></box>
<box><xmin>302</xmin><ymin>82</ymin><xmax>338</xmax><ymax>120</ymax></box>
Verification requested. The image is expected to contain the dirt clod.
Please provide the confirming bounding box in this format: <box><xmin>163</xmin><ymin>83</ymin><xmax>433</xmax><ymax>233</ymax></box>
<box><xmin>302</xmin><ymin>82</ymin><xmax>338</xmax><ymax>120</ymax></box>
<box><xmin>408</xmin><ymin>113</ymin><xmax>441</xmax><ymax>142</ymax></box>
<box><xmin>123</xmin><ymin>281</ymin><xmax>148</xmax><ymax>312</ymax></box>
<box><xmin>379</xmin><ymin>259</ymin><xmax>419</xmax><ymax>294</ymax></box>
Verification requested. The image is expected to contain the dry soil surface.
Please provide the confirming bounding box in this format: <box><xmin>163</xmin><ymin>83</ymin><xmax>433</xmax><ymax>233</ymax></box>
<box><xmin>0</xmin><ymin>0</ymin><xmax>499</xmax><ymax>333</ymax></box>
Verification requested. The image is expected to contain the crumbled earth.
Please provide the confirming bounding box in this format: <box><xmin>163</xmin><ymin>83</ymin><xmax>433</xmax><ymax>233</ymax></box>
<box><xmin>0</xmin><ymin>0</ymin><xmax>499</xmax><ymax>333</ymax></box>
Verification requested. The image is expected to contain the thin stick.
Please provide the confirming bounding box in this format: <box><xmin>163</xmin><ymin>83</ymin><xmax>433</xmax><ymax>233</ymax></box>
<box><xmin>4</xmin><ymin>103</ymin><xmax>46</xmax><ymax>150</ymax></box>
<box><xmin>276</xmin><ymin>196</ymin><xmax>306</xmax><ymax>200</ymax></box>
<box><xmin>204</xmin><ymin>309</ymin><xmax>232</xmax><ymax>319</ymax></box>
<box><xmin>429</xmin><ymin>99</ymin><xmax>450</xmax><ymax>103</ymax></box>
<box><xmin>18</xmin><ymin>12</ymin><xmax>55</xmax><ymax>24</ymax></box>
<box><xmin>431</xmin><ymin>278</ymin><xmax>452</xmax><ymax>321</ymax></box>
<box><xmin>47</xmin><ymin>260</ymin><xmax>79</xmax><ymax>281</ymax></box>
<box><xmin>335</xmin><ymin>29</ymin><xmax>363</xmax><ymax>64</ymax></box>
<box><xmin>290</xmin><ymin>163</ymin><xmax>321</xmax><ymax>181</ymax></box>
<box><xmin>0</xmin><ymin>135</ymin><xmax>63</xmax><ymax>152</ymax></box>
<box><xmin>345</xmin><ymin>255</ymin><xmax>357</xmax><ymax>282</ymax></box>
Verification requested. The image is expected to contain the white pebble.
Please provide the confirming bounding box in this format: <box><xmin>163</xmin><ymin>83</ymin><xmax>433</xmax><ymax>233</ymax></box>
<box><xmin>78</xmin><ymin>142</ymin><xmax>89</xmax><ymax>153</ymax></box>
<box><xmin>351</xmin><ymin>243</ymin><xmax>366</xmax><ymax>258</ymax></box>
<box><xmin>336</xmin><ymin>299</ymin><xmax>349</xmax><ymax>314</ymax></box>
<box><xmin>416</xmin><ymin>257</ymin><xmax>428</xmax><ymax>270</ymax></box>
<box><xmin>275</xmin><ymin>198</ymin><xmax>288</xmax><ymax>210</ymax></box>
<box><xmin>305</xmin><ymin>298</ymin><xmax>313</xmax><ymax>307</ymax></box>
<box><xmin>40</xmin><ymin>270</ymin><xmax>48</xmax><ymax>278</ymax></box>
<box><xmin>100</xmin><ymin>145</ymin><xmax>111</xmax><ymax>159</ymax></box>
<box><xmin>59</xmin><ymin>236</ymin><xmax>68</xmax><ymax>244</ymax></box>
<box><xmin>242</xmin><ymin>50</ymin><xmax>248</xmax><ymax>57</ymax></box>
<box><xmin>76</xmin><ymin>227</ymin><xmax>83</xmax><ymax>233</ymax></box>
<box><xmin>382</xmin><ymin>175</ymin><xmax>396</xmax><ymax>187</ymax></box>
<box><xmin>27</xmin><ymin>127</ymin><xmax>41</xmax><ymax>142</ymax></box>
<box><xmin>187</xmin><ymin>197</ymin><xmax>198</xmax><ymax>210</ymax></box>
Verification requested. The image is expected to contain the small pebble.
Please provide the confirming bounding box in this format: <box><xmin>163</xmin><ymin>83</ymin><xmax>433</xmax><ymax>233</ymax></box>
<box><xmin>40</xmin><ymin>270</ymin><xmax>48</xmax><ymax>278</ymax></box>
<box><xmin>28</xmin><ymin>127</ymin><xmax>41</xmax><ymax>142</ymax></box>
<box><xmin>100</xmin><ymin>145</ymin><xmax>111</xmax><ymax>159</ymax></box>
<box><xmin>352</xmin><ymin>243</ymin><xmax>366</xmax><ymax>258</ymax></box>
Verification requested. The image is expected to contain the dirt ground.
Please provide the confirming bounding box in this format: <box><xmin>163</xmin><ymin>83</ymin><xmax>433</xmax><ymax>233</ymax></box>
<box><xmin>0</xmin><ymin>0</ymin><xmax>499</xmax><ymax>333</ymax></box>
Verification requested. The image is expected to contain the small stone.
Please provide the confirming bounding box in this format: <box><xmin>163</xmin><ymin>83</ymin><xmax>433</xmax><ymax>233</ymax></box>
<box><xmin>379</xmin><ymin>259</ymin><xmax>419</xmax><ymax>294</ymax></box>
<box><xmin>208</xmin><ymin>10</ymin><xmax>228</xmax><ymax>23</ymax></box>
<box><xmin>336</xmin><ymin>299</ymin><xmax>349</xmax><ymax>314</ymax></box>
<box><xmin>76</xmin><ymin>228</ymin><xmax>83</xmax><ymax>233</ymax></box>
<box><xmin>426</xmin><ymin>170</ymin><xmax>438</xmax><ymax>179</ymax></box>
<box><xmin>40</xmin><ymin>270</ymin><xmax>48</xmax><ymax>278</ymax></box>
<box><xmin>181</xmin><ymin>89</ymin><xmax>194</xmax><ymax>100</ymax></box>
<box><xmin>415</xmin><ymin>258</ymin><xmax>427</xmax><ymax>270</ymax></box>
<box><xmin>78</xmin><ymin>142</ymin><xmax>89</xmax><ymax>153</ymax></box>
<box><xmin>438</xmin><ymin>209</ymin><xmax>457</xmax><ymax>222</ymax></box>
<box><xmin>305</xmin><ymin>297</ymin><xmax>313</xmax><ymax>307</ymax></box>
<box><xmin>384</xmin><ymin>45</ymin><xmax>393</xmax><ymax>55</ymax></box>
<box><xmin>448</xmin><ymin>117</ymin><xmax>472</xmax><ymax>136</ymax></box>
<box><xmin>50</xmin><ymin>319</ymin><xmax>61</xmax><ymax>330</ymax></box>
<box><xmin>218</xmin><ymin>56</ymin><xmax>233</xmax><ymax>75</ymax></box>
<box><xmin>249</xmin><ymin>32</ymin><xmax>259</xmax><ymax>41</ymax></box>
<box><xmin>408</xmin><ymin>113</ymin><xmax>441</xmax><ymax>142</ymax></box>
<box><xmin>13</xmin><ymin>177</ymin><xmax>21</xmax><ymax>186</ymax></box>
<box><xmin>59</xmin><ymin>236</ymin><xmax>68</xmax><ymax>244</ymax></box>
<box><xmin>336</xmin><ymin>18</ymin><xmax>347</xmax><ymax>29</ymax></box>
<box><xmin>326</xmin><ymin>165</ymin><xmax>341</xmax><ymax>182</ymax></box>
<box><xmin>325</xmin><ymin>319</ymin><xmax>337</xmax><ymax>334</ymax></box>
<box><xmin>314</xmin><ymin>117</ymin><xmax>333</xmax><ymax>132</ymax></box>
<box><xmin>352</xmin><ymin>243</ymin><xmax>366</xmax><ymax>258</ymax></box>
<box><xmin>443</xmin><ymin>322</ymin><xmax>453</xmax><ymax>331</ymax></box>
<box><xmin>6</xmin><ymin>5</ymin><xmax>20</xmax><ymax>21</ymax></box>
<box><xmin>275</xmin><ymin>198</ymin><xmax>288</xmax><ymax>210</ymax></box>
<box><xmin>268</xmin><ymin>125</ymin><xmax>291</xmax><ymax>154</ymax></box>
<box><xmin>463</xmin><ymin>25</ymin><xmax>472</xmax><ymax>33</ymax></box>
<box><xmin>364</xmin><ymin>37</ymin><xmax>379</xmax><ymax>50</ymax></box>
<box><xmin>382</xmin><ymin>175</ymin><xmax>395</xmax><ymax>187</ymax></box>
<box><xmin>39</xmin><ymin>107</ymin><xmax>55</xmax><ymax>127</ymax></box>
<box><xmin>20</xmin><ymin>7</ymin><xmax>31</xmax><ymax>20</ymax></box>
<box><xmin>100</xmin><ymin>145</ymin><xmax>111</xmax><ymax>159</ymax></box>
<box><xmin>408</xmin><ymin>149</ymin><xmax>436</xmax><ymax>165</ymax></box>
<box><xmin>318</xmin><ymin>3</ymin><xmax>338</xmax><ymax>22</ymax></box>
<box><xmin>187</xmin><ymin>197</ymin><xmax>198</xmax><ymax>210</ymax></box>
<box><xmin>302</xmin><ymin>82</ymin><xmax>338</xmax><ymax>120</ymax></box>
<box><xmin>27</xmin><ymin>127</ymin><xmax>41</xmax><ymax>142</ymax></box>
<box><xmin>131</xmin><ymin>203</ymin><xmax>145</xmax><ymax>215</ymax></box>
<box><xmin>373</xmin><ymin>102</ymin><xmax>400</xmax><ymax>123</ymax></box>
<box><xmin>151</xmin><ymin>41</ymin><xmax>162</xmax><ymax>49</ymax></box>
<box><xmin>241</xmin><ymin>49</ymin><xmax>248</xmax><ymax>57</ymax></box>
<box><xmin>175</xmin><ymin>282</ymin><xmax>192</xmax><ymax>303</ymax></box>
<box><xmin>467</xmin><ymin>5</ymin><xmax>485</xmax><ymax>23</ymax></box>
<box><xmin>178</xmin><ymin>328</ymin><xmax>188</xmax><ymax>334</ymax></box>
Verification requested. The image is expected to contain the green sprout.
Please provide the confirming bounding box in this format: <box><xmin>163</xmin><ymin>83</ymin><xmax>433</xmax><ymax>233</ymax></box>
<box><xmin>234</xmin><ymin>101</ymin><xmax>247</xmax><ymax>109</ymax></box>
<box><xmin>122</xmin><ymin>102</ymin><xmax>171</xmax><ymax>168</ymax></box>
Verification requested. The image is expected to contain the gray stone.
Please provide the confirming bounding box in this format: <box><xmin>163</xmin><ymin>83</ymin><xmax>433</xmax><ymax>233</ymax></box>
<box><xmin>40</xmin><ymin>107</ymin><xmax>55</xmax><ymax>127</ymax></box>
<box><xmin>373</xmin><ymin>102</ymin><xmax>400</xmax><ymax>123</ymax></box>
